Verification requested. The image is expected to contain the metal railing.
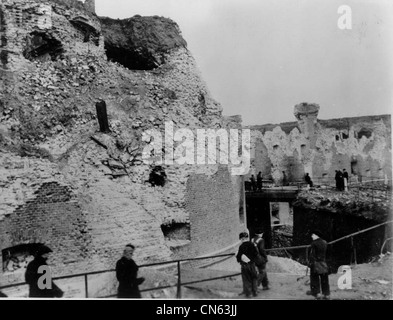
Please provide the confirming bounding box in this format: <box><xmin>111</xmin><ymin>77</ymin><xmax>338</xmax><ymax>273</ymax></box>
<box><xmin>1</xmin><ymin>220</ymin><xmax>392</xmax><ymax>298</ymax></box>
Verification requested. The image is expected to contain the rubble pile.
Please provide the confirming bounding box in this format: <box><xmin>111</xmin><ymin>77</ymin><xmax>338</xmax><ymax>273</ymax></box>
<box><xmin>294</xmin><ymin>186</ymin><xmax>391</xmax><ymax>222</ymax></box>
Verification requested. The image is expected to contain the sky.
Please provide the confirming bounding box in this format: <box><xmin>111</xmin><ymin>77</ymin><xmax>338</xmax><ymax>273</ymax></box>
<box><xmin>95</xmin><ymin>0</ymin><xmax>393</xmax><ymax>125</ymax></box>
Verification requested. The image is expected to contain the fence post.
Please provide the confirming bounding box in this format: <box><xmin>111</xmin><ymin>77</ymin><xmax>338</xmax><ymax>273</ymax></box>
<box><xmin>350</xmin><ymin>237</ymin><xmax>357</xmax><ymax>265</ymax></box>
<box><xmin>176</xmin><ymin>261</ymin><xmax>181</xmax><ymax>299</ymax></box>
<box><xmin>305</xmin><ymin>246</ymin><xmax>308</xmax><ymax>265</ymax></box>
<box><xmin>84</xmin><ymin>274</ymin><xmax>88</xmax><ymax>298</ymax></box>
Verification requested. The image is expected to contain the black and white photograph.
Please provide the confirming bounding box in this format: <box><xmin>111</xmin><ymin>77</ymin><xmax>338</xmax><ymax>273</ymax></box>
<box><xmin>0</xmin><ymin>0</ymin><xmax>392</xmax><ymax>307</ymax></box>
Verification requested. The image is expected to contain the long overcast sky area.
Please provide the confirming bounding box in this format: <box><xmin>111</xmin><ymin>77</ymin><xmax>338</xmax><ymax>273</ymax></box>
<box><xmin>95</xmin><ymin>0</ymin><xmax>393</xmax><ymax>126</ymax></box>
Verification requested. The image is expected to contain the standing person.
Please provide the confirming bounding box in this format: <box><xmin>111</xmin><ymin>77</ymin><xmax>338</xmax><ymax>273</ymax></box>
<box><xmin>282</xmin><ymin>171</ymin><xmax>289</xmax><ymax>186</ymax></box>
<box><xmin>25</xmin><ymin>245</ymin><xmax>64</xmax><ymax>298</ymax></box>
<box><xmin>335</xmin><ymin>170</ymin><xmax>343</xmax><ymax>191</ymax></box>
<box><xmin>343</xmin><ymin>169</ymin><xmax>349</xmax><ymax>191</ymax></box>
<box><xmin>236</xmin><ymin>232</ymin><xmax>259</xmax><ymax>298</ymax></box>
<box><xmin>251</xmin><ymin>231</ymin><xmax>269</xmax><ymax>290</ymax></box>
<box><xmin>256</xmin><ymin>172</ymin><xmax>263</xmax><ymax>191</ymax></box>
<box><xmin>334</xmin><ymin>170</ymin><xmax>340</xmax><ymax>190</ymax></box>
<box><xmin>250</xmin><ymin>175</ymin><xmax>257</xmax><ymax>192</ymax></box>
<box><xmin>305</xmin><ymin>173</ymin><xmax>313</xmax><ymax>188</ymax></box>
<box><xmin>306</xmin><ymin>230</ymin><xmax>330</xmax><ymax>300</ymax></box>
<box><xmin>116</xmin><ymin>244</ymin><xmax>145</xmax><ymax>298</ymax></box>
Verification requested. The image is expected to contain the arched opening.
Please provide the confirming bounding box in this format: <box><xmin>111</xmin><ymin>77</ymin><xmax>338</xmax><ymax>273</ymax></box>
<box><xmin>2</xmin><ymin>243</ymin><xmax>44</xmax><ymax>273</ymax></box>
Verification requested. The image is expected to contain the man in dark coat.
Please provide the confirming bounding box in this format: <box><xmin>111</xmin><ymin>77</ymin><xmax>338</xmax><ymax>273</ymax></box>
<box><xmin>250</xmin><ymin>175</ymin><xmax>257</xmax><ymax>192</ymax></box>
<box><xmin>25</xmin><ymin>245</ymin><xmax>63</xmax><ymax>298</ymax></box>
<box><xmin>307</xmin><ymin>230</ymin><xmax>330</xmax><ymax>300</ymax></box>
<box><xmin>335</xmin><ymin>170</ymin><xmax>344</xmax><ymax>191</ymax></box>
<box><xmin>251</xmin><ymin>231</ymin><xmax>269</xmax><ymax>290</ymax></box>
<box><xmin>116</xmin><ymin>244</ymin><xmax>144</xmax><ymax>298</ymax></box>
<box><xmin>305</xmin><ymin>173</ymin><xmax>313</xmax><ymax>188</ymax></box>
<box><xmin>236</xmin><ymin>232</ymin><xmax>259</xmax><ymax>298</ymax></box>
<box><xmin>256</xmin><ymin>172</ymin><xmax>263</xmax><ymax>191</ymax></box>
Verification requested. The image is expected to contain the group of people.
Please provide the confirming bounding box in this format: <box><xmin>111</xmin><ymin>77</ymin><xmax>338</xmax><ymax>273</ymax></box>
<box><xmin>17</xmin><ymin>243</ymin><xmax>144</xmax><ymax>299</ymax></box>
<box><xmin>236</xmin><ymin>231</ymin><xmax>269</xmax><ymax>298</ymax></box>
<box><xmin>236</xmin><ymin>229</ymin><xmax>330</xmax><ymax>300</ymax></box>
<box><xmin>10</xmin><ymin>233</ymin><xmax>330</xmax><ymax>300</ymax></box>
<box><xmin>249</xmin><ymin>172</ymin><xmax>263</xmax><ymax>192</ymax></box>
<box><xmin>335</xmin><ymin>169</ymin><xmax>349</xmax><ymax>191</ymax></box>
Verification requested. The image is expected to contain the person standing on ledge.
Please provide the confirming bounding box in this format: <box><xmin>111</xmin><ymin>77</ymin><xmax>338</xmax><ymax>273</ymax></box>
<box><xmin>116</xmin><ymin>244</ymin><xmax>145</xmax><ymax>298</ymax></box>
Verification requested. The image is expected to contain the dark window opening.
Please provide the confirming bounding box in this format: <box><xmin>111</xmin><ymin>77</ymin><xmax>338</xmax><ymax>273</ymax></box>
<box><xmin>342</xmin><ymin>132</ymin><xmax>349</xmax><ymax>139</ymax></box>
<box><xmin>351</xmin><ymin>160</ymin><xmax>357</xmax><ymax>175</ymax></box>
<box><xmin>70</xmin><ymin>17</ymin><xmax>100</xmax><ymax>46</ymax></box>
<box><xmin>335</xmin><ymin>135</ymin><xmax>340</xmax><ymax>141</ymax></box>
<box><xmin>2</xmin><ymin>243</ymin><xmax>44</xmax><ymax>272</ymax></box>
<box><xmin>273</xmin><ymin>145</ymin><xmax>279</xmax><ymax>150</ymax></box>
<box><xmin>161</xmin><ymin>222</ymin><xmax>190</xmax><ymax>241</ymax></box>
<box><xmin>357</xmin><ymin>128</ymin><xmax>372</xmax><ymax>140</ymax></box>
<box><xmin>148</xmin><ymin>166</ymin><xmax>167</xmax><ymax>187</ymax></box>
<box><xmin>23</xmin><ymin>32</ymin><xmax>64</xmax><ymax>62</ymax></box>
<box><xmin>104</xmin><ymin>44</ymin><xmax>160</xmax><ymax>70</ymax></box>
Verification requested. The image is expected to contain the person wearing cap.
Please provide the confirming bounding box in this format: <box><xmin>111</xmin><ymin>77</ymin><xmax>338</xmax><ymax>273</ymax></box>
<box><xmin>251</xmin><ymin>231</ymin><xmax>269</xmax><ymax>290</ymax></box>
<box><xmin>236</xmin><ymin>232</ymin><xmax>259</xmax><ymax>298</ymax></box>
<box><xmin>25</xmin><ymin>245</ymin><xmax>63</xmax><ymax>298</ymax></box>
<box><xmin>307</xmin><ymin>230</ymin><xmax>330</xmax><ymax>300</ymax></box>
<box><xmin>116</xmin><ymin>244</ymin><xmax>145</xmax><ymax>298</ymax></box>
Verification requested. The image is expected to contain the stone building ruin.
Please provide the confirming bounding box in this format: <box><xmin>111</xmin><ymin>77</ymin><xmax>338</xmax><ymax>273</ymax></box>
<box><xmin>0</xmin><ymin>0</ymin><xmax>244</xmax><ymax>296</ymax></box>
<box><xmin>0</xmin><ymin>0</ymin><xmax>391</xmax><ymax>298</ymax></box>
<box><xmin>247</xmin><ymin>102</ymin><xmax>391</xmax><ymax>187</ymax></box>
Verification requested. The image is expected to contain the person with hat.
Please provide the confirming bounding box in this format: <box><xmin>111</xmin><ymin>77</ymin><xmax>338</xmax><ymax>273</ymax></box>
<box><xmin>251</xmin><ymin>231</ymin><xmax>269</xmax><ymax>290</ymax></box>
<box><xmin>236</xmin><ymin>232</ymin><xmax>259</xmax><ymax>298</ymax></box>
<box><xmin>25</xmin><ymin>244</ymin><xmax>64</xmax><ymax>298</ymax></box>
<box><xmin>307</xmin><ymin>230</ymin><xmax>330</xmax><ymax>300</ymax></box>
<box><xmin>116</xmin><ymin>244</ymin><xmax>145</xmax><ymax>298</ymax></box>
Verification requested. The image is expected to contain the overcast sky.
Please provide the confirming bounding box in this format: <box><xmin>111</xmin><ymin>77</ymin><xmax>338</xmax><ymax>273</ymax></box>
<box><xmin>95</xmin><ymin>0</ymin><xmax>393</xmax><ymax>125</ymax></box>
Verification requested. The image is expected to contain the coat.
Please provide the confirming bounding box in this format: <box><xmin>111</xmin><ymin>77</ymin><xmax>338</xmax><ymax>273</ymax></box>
<box><xmin>116</xmin><ymin>257</ymin><xmax>143</xmax><ymax>298</ymax></box>
<box><xmin>251</xmin><ymin>237</ymin><xmax>268</xmax><ymax>266</ymax></box>
<box><xmin>236</xmin><ymin>241</ymin><xmax>261</xmax><ymax>265</ymax></box>
<box><xmin>25</xmin><ymin>256</ymin><xmax>63</xmax><ymax>298</ymax></box>
<box><xmin>309</xmin><ymin>238</ymin><xmax>329</xmax><ymax>274</ymax></box>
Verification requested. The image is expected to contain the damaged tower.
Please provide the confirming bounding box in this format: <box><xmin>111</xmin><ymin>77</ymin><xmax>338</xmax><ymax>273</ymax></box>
<box><xmin>84</xmin><ymin>0</ymin><xmax>95</xmax><ymax>14</ymax></box>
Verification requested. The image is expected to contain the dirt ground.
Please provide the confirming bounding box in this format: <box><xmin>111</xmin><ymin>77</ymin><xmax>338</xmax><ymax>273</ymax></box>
<box><xmin>175</xmin><ymin>253</ymin><xmax>393</xmax><ymax>300</ymax></box>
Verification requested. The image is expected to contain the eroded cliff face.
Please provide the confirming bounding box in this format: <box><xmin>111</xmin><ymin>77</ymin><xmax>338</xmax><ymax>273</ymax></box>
<box><xmin>0</xmin><ymin>0</ymin><xmax>244</xmax><ymax>291</ymax></box>
<box><xmin>248</xmin><ymin>103</ymin><xmax>391</xmax><ymax>185</ymax></box>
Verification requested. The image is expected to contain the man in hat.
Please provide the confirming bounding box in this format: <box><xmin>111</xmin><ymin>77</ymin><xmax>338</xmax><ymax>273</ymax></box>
<box><xmin>251</xmin><ymin>231</ymin><xmax>269</xmax><ymax>290</ymax></box>
<box><xmin>236</xmin><ymin>232</ymin><xmax>259</xmax><ymax>298</ymax></box>
<box><xmin>307</xmin><ymin>230</ymin><xmax>330</xmax><ymax>300</ymax></box>
<box><xmin>116</xmin><ymin>244</ymin><xmax>145</xmax><ymax>298</ymax></box>
<box><xmin>25</xmin><ymin>245</ymin><xmax>63</xmax><ymax>298</ymax></box>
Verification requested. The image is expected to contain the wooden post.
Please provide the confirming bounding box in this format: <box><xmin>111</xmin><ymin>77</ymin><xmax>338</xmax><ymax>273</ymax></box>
<box><xmin>85</xmin><ymin>274</ymin><xmax>89</xmax><ymax>298</ymax></box>
<box><xmin>176</xmin><ymin>261</ymin><xmax>181</xmax><ymax>299</ymax></box>
<box><xmin>95</xmin><ymin>100</ymin><xmax>110</xmax><ymax>133</ymax></box>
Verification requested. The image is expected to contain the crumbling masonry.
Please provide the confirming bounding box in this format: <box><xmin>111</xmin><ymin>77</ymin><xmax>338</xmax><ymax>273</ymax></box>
<box><xmin>0</xmin><ymin>0</ymin><xmax>244</xmax><ymax>296</ymax></box>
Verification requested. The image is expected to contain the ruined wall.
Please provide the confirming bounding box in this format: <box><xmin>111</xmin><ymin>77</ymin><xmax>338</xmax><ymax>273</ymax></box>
<box><xmin>0</xmin><ymin>0</ymin><xmax>104</xmax><ymax>71</ymax></box>
<box><xmin>248</xmin><ymin>103</ymin><xmax>392</xmax><ymax>186</ymax></box>
<box><xmin>0</xmin><ymin>0</ymin><xmax>245</xmax><ymax>293</ymax></box>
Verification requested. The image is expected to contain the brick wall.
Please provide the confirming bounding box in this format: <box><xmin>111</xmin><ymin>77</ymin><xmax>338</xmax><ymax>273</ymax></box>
<box><xmin>170</xmin><ymin>166</ymin><xmax>244</xmax><ymax>259</ymax></box>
